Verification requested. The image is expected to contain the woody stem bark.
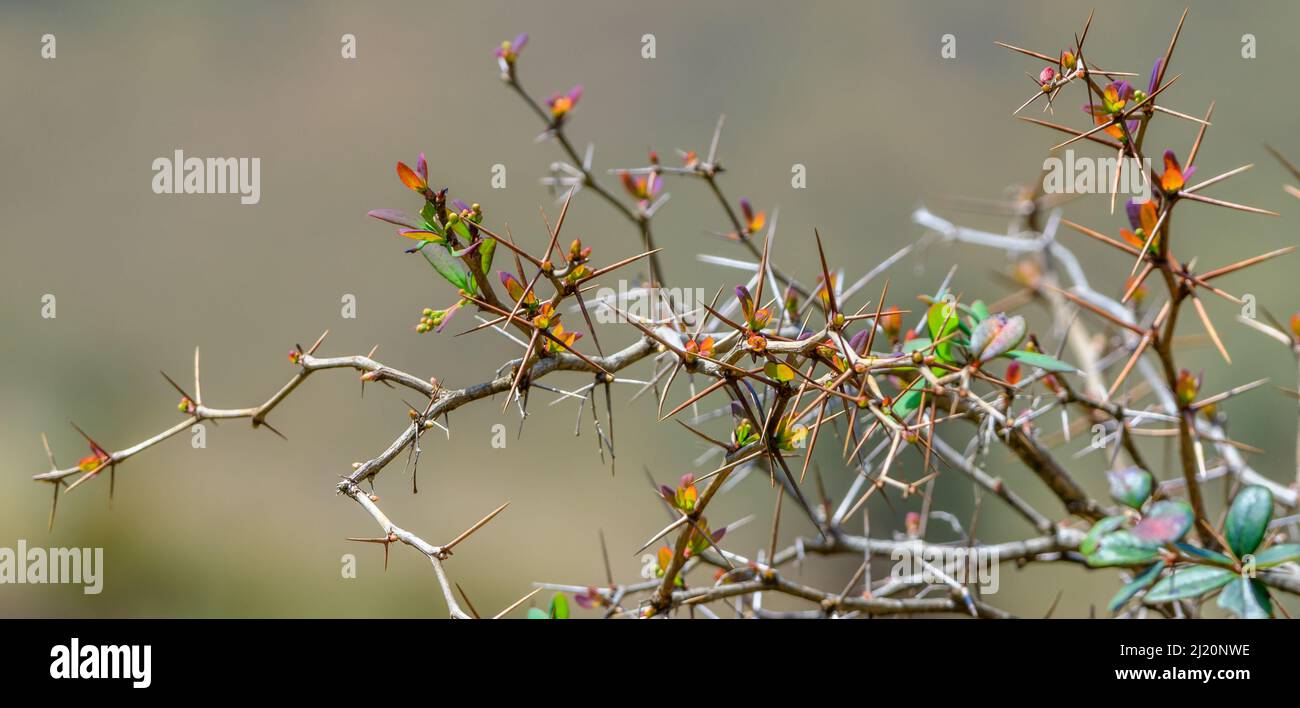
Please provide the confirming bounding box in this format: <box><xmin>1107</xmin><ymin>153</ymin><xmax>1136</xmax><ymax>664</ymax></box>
<box><xmin>1151</xmin><ymin>209</ymin><xmax>1214</xmax><ymax>549</ymax></box>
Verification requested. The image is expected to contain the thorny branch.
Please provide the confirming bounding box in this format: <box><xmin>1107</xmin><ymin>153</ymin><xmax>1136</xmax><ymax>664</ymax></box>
<box><xmin>31</xmin><ymin>14</ymin><xmax>1300</xmax><ymax>619</ymax></box>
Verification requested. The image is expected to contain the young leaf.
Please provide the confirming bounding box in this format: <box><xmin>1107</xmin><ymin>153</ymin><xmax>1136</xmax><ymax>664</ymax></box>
<box><xmin>419</xmin><ymin>202</ymin><xmax>445</xmax><ymax>235</ymax></box>
<box><xmin>549</xmin><ymin>592</ymin><xmax>570</xmax><ymax>619</ymax></box>
<box><xmin>926</xmin><ymin>302</ymin><xmax>959</xmax><ymax>362</ymax></box>
<box><xmin>763</xmin><ymin>361</ymin><xmax>796</xmax><ymax>383</ymax></box>
<box><xmin>368</xmin><ymin>208</ymin><xmax>426</xmax><ymax>230</ymax></box>
<box><xmin>1225</xmin><ymin>485</ymin><xmax>1273</xmax><ymax>558</ymax></box>
<box><xmin>526</xmin><ymin>607</ymin><xmax>550</xmax><ymax>619</ymax></box>
<box><xmin>1107</xmin><ymin>467</ymin><xmax>1153</xmax><ymax>510</ymax></box>
<box><xmin>1081</xmin><ymin>515</ymin><xmax>1126</xmax><ymax>556</ymax></box>
<box><xmin>968</xmin><ymin>314</ymin><xmax>1026</xmax><ymax>362</ymax></box>
<box><xmin>1004</xmin><ymin>349</ymin><xmax>1077</xmax><ymax>373</ymax></box>
<box><xmin>1143</xmin><ymin>565</ymin><xmax>1235</xmax><ymax>604</ymax></box>
<box><xmin>421</xmin><ymin>243</ymin><xmax>471</xmax><ymax>292</ymax></box>
<box><xmin>450</xmin><ymin>218</ymin><xmax>473</xmax><ymax>244</ymax></box>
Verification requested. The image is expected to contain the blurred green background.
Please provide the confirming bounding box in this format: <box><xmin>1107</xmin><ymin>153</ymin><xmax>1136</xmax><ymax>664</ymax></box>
<box><xmin>2</xmin><ymin>0</ymin><xmax>1297</xmax><ymax>618</ymax></box>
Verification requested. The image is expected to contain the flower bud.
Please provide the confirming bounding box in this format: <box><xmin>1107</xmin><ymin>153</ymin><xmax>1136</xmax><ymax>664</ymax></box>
<box><xmin>1005</xmin><ymin>361</ymin><xmax>1022</xmax><ymax>386</ymax></box>
<box><xmin>905</xmin><ymin>511</ymin><xmax>921</xmax><ymax>536</ymax></box>
<box><xmin>1175</xmin><ymin>369</ymin><xmax>1200</xmax><ymax>406</ymax></box>
<box><xmin>1124</xmin><ymin>276</ymin><xmax>1148</xmax><ymax>303</ymax></box>
<box><xmin>1013</xmin><ymin>259</ymin><xmax>1042</xmax><ymax>288</ymax></box>
<box><xmin>1042</xmin><ymin>374</ymin><xmax>1061</xmax><ymax>395</ymax></box>
<box><xmin>882</xmin><ymin>309</ymin><xmax>902</xmax><ymax>340</ymax></box>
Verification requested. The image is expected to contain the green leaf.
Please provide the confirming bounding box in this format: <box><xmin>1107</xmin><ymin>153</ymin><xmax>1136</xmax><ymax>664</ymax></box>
<box><xmin>1216</xmin><ymin>576</ymin><xmax>1272</xmax><ymax>619</ymax></box>
<box><xmin>549</xmin><ymin>592</ymin><xmax>570</xmax><ymax>619</ymax></box>
<box><xmin>1107</xmin><ymin>467</ymin><xmax>1153</xmax><ymax>510</ymax></box>
<box><xmin>1252</xmin><ymin>543</ymin><xmax>1300</xmax><ymax>568</ymax></box>
<box><xmin>479</xmin><ymin>238</ymin><xmax>497</xmax><ymax>275</ymax></box>
<box><xmin>526</xmin><ymin>607</ymin><xmax>549</xmax><ymax>619</ymax></box>
<box><xmin>901</xmin><ymin>337</ymin><xmax>931</xmax><ymax>354</ymax></box>
<box><xmin>450</xmin><ymin>218</ymin><xmax>473</xmax><ymax>244</ymax></box>
<box><xmin>1143</xmin><ymin>565</ymin><xmax>1235</xmax><ymax>604</ymax></box>
<box><xmin>1081</xmin><ymin>515</ymin><xmax>1126</xmax><ymax>556</ymax></box>
<box><xmin>764</xmin><ymin>361</ymin><xmax>796</xmax><ymax>383</ymax></box>
<box><xmin>970</xmin><ymin>300</ymin><xmax>989</xmax><ymax>324</ymax></box>
<box><xmin>926</xmin><ymin>302</ymin><xmax>959</xmax><ymax>362</ymax></box>
<box><xmin>1086</xmin><ymin>530</ymin><xmax>1160</xmax><ymax>567</ymax></box>
<box><xmin>419</xmin><ymin>202</ymin><xmax>444</xmax><ymax>235</ymax></box>
<box><xmin>1133</xmin><ymin>500</ymin><xmax>1193</xmax><ymax>545</ymax></box>
<box><xmin>1004</xmin><ymin>349</ymin><xmax>1077</xmax><ymax>373</ymax></box>
<box><xmin>1225</xmin><ymin>485</ymin><xmax>1273</xmax><ymax>558</ymax></box>
<box><xmin>1108</xmin><ymin>562</ymin><xmax>1163</xmax><ymax>612</ymax></box>
<box><xmin>421</xmin><ymin>243</ymin><xmax>471</xmax><ymax>292</ymax></box>
<box><xmin>888</xmin><ymin>387</ymin><xmax>923</xmax><ymax>419</ymax></box>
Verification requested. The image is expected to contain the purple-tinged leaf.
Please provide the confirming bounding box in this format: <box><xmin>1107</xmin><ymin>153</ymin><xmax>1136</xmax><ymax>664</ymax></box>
<box><xmin>1086</xmin><ymin>530</ymin><xmax>1160</xmax><ymax>567</ymax></box>
<box><xmin>969</xmin><ymin>313</ymin><xmax>1026</xmax><ymax>362</ymax></box>
<box><xmin>1147</xmin><ymin>58</ymin><xmax>1163</xmax><ymax>96</ymax></box>
<box><xmin>1133</xmin><ymin>500</ymin><xmax>1193</xmax><ymax>545</ymax></box>
<box><xmin>369</xmin><ymin>209</ymin><xmax>425</xmax><ymax>230</ymax></box>
<box><xmin>848</xmin><ymin>329</ymin><xmax>869</xmax><ymax>354</ymax></box>
<box><xmin>1108</xmin><ymin>466</ymin><xmax>1153</xmax><ymax>510</ymax></box>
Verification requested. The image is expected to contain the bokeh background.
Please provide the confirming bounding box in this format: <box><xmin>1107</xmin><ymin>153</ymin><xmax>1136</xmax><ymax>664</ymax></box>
<box><xmin>2</xmin><ymin>0</ymin><xmax>1297</xmax><ymax>618</ymax></box>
